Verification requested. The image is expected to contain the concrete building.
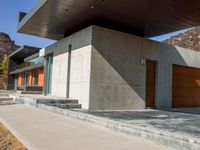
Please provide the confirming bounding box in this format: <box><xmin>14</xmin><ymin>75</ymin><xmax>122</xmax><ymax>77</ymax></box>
<box><xmin>8</xmin><ymin>46</ymin><xmax>44</xmax><ymax>94</ymax></box>
<box><xmin>16</xmin><ymin>0</ymin><xmax>200</xmax><ymax>110</ymax></box>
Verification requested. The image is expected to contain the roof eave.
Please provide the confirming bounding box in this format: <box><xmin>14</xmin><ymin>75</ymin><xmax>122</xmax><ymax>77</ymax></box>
<box><xmin>17</xmin><ymin>0</ymin><xmax>47</xmax><ymax>35</ymax></box>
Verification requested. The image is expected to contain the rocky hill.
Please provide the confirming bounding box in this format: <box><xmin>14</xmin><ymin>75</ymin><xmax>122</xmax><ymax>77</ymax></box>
<box><xmin>164</xmin><ymin>27</ymin><xmax>200</xmax><ymax>51</ymax></box>
<box><xmin>0</xmin><ymin>32</ymin><xmax>18</xmax><ymax>55</ymax></box>
<box><xmin>0</xmin><ymin>33</ymin><xmax>18</xmax><ymax>89</ymax></box>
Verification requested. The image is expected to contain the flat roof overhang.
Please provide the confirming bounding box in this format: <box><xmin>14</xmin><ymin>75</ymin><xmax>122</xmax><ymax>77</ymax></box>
<box><xmin>17</xmin><ymin>0</ymin><xmax>200</xmax><ymax>40</ymax></box>
<box><xmin>10</xmin><ymin>63</ymin><xmax>44</xmax><ymax>75</ymax></box>
<box><xmin>9</xmin><ymin>45</ymin><xmax>40</xmax><ymax>63</ymax></box>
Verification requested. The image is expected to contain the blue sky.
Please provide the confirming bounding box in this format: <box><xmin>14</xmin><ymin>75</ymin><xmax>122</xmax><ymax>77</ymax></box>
<box><xmin>0</xmin><ymin>0</ymin><xmax>56</xmax><ymax>48</ymax></box>
<box><xmin>0</xmin><ymin>0</ymin><xmax>191</xmax><ymax>48</ymax></box>
<box><xmin>150</xmin><ymin>28</ymin><xmax>191</xmax><ymax>41</ymax></box>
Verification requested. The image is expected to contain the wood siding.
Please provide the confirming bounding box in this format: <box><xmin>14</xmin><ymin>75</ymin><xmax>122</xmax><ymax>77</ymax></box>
<box><xmin>173</xmin><ymin>65</ymin><xmax>200</xmax><ymax>107</ymax></box>
<box><xmin>29</xmin><ymin>70</ymin><xmax>33</xmax><ymax>86</ymax></box>
<box><xmin>18</xmin><ymin>73</ymin><xmax>23</xmax><ymax>86</ymax></box>
<box><xmin>38</xmin><ymin>67</ymin><xmax>44</xmax><ymax>86</ymax></box>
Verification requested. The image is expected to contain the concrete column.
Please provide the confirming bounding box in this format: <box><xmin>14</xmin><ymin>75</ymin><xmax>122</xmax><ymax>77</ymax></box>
<box><xmin>43</xmin><ymin>58</ymin><xmax>48</xmax><ymax>95</ymax></box>
<box><xmin>66</xmin><ymin>44</ymin><xmax>72</xmax><ymax>98</ymax></box>
<box><xmin>14</xmin><ymin>74</ymin><xmax>18</xmax><ymax>91</ymax></box>
<box><xmin>156</xmin><ymin>63</ymin><xmax>172</xmax><ymax>109</ymax></box>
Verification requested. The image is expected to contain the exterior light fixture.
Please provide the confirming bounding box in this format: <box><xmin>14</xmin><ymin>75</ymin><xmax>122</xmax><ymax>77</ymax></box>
<box><xmin>91</xmin><ymin>5</ymin><xmax>95</xmax><ymax>9</ymax></box>
<box><xmin>141</xmin><ymin>57</ymin><xmax>146</xmax><ymax>65</ymax></box>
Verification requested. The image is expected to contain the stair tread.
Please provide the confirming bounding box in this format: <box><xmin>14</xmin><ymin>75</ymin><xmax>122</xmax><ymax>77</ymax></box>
<box><xmin>0</xmin><ymin>98</ymin><xmax>13</xmax><ymax>101</ymax></box>
<box><xmin>0</xmin><ymin>94</ymin><xmax>9</xmax><ymax>97</ymax></box>
<box><xmin>0</xmin><ymin>101</ymin><xmax>16</xmax><ymax>105</ymax></box>
<box><xmin>0</xmin><ymin>100</ymin><xmax>13</xmax><ymax>102</ymax></box>
<box><xmin>46</xmin><ymin>103</ymin><xmax>81</xmax><ymax>109</ymax></box>
<box><xmin>38</xmin><ymin>100</ymin><xmax>79</xmax><ymax>104</ymax></box>
<box><xmin>47</xmin><ymin>103</ymin><xmax>81</xmax><ymax>106</ymax></box>
<box><xmin>48</xmin><ymin>103</ymin><xmax>80</xmax><ymax>106</ymax></box>
<box><xmin>21</xmin><ymin>91</ymin><xmax>43</xmax><ymax>94</ymax></box>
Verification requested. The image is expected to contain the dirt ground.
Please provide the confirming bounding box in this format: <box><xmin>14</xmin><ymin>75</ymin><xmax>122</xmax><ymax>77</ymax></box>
<box><xmin>0</xmin><ymin>123</ymin><xmax>27</xmax><ymax>150</ymax></box>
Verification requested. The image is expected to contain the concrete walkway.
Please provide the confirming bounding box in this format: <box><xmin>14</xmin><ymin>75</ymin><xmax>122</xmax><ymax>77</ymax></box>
<box><xmin>0</xmin><ymin>104</ymin><xmax>173</xmax><ymax>150</ymax></box>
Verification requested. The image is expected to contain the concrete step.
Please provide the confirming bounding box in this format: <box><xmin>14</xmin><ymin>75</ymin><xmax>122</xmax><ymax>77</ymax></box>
<box><xmin>46</xmin><ymin>103</ymin><xmax>82</xmax><ymax>109</ymax></box>
<box><xmin>0</xmin><ymin>97</ymin><xmax>13</xmax><ymax>101</ymax></box>
<box><xmin>37</xmin><ymin>99</ymin><xmax>79</xmax><ymax>104</ymax></box>
<box><xmin>0</xmin><ymin>101</ymin><xmax>16</xmax><ymax>105</ymax></box>
<box><xmin>20</xmin><ymin>91</ymin><xmax>43</xmax><ymax>95</ymax></box>
<box><xmin>0</xmin><ymin>93</ymin><xmax>9</xmax><ymax>97</ymax></box>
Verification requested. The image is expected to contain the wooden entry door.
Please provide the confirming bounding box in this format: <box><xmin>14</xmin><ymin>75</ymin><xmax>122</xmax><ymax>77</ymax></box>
<box><xmin>146</xmin><ymin>60</ymin><xmax>157</xmax><ymax>108</ymax></box>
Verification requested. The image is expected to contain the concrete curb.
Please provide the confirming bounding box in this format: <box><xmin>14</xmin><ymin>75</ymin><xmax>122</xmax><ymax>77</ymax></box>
<box><xmin>12</xmin><ymin>95</ymin><xmax>200</xmax><ymax>150</ymax></box>
<box><xmin>0</xmin><ymin>117</ymin><xmax>37</xmax><ymax>150</ymax></box>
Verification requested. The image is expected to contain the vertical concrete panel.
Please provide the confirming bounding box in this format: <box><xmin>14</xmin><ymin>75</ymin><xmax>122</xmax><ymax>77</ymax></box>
<box><xmin>156</xmin><ymin>64</ymin><xmax>172</xmax><ymax>109</ymax></box>
<box><xmin>51</xmin><ymin>52</ymin><xmax>68</xmax><ymax>97</ymax></box>
<box><xmin>69</xmin><ymin>45</ymin><xmax>92</xmax><ymax>109</ymax></box>
<box><xmin>45</xmin><ymin>26</ymin><xmax>92</xmax><ymax>109</ymax></box>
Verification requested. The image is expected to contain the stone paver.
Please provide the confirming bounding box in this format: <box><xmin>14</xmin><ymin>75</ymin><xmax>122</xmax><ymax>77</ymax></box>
<box><xmin>0</xmin><ymin>104</ymin><xmax>173</xmax><ymax>150</ymax></box>
<box><xmin>86</xmin><ymin>109</ymin><xmax>200</xmax><ymax>139</ymax></box>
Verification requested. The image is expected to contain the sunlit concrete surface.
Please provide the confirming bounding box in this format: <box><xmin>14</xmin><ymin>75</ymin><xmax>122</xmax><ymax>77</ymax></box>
<box><xmin>0</xmin><ymin>104</ymin><xmax>173</xmax><ymax>150</ymax></box>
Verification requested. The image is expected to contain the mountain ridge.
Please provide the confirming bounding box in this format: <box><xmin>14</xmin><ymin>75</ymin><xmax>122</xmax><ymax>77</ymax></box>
<box><xmin>164</xmin><ymin>27</ymin><xmax>200</xmax><ymax>51</ymax></box>
<box><xmin>0</xmin><ymin>32</ymin><xmax>18</xmax><ymax>55</ymax></box>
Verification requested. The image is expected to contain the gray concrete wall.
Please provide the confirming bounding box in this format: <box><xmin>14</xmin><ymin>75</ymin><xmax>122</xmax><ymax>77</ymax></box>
<box><xmin>44</xmin><ymin>25</ymin><xmax>200</xmax><ymax>110</ymax></box>
<box><xmin>44</xmin><ymin>27</ymin><xmax>92</xmax><ymax>109</ymax></box>
<box><xmin>90</xmin><ymin>26</ymin><xmax>200</xmax><ymax>110</ymax></box>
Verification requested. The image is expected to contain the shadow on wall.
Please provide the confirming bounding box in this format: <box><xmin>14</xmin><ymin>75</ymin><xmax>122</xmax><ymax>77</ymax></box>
<box><xmin>89</xmin><ymin>29</ymin><xmax>189</xmax><ymax>110</ymax></box>
<box><xmin>44</xmin><ymin>27</ymin><xmax>92</xmax><ymax>57</ymax></box>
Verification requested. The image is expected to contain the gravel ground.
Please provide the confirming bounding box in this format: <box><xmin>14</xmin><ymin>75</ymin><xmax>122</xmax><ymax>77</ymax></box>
<box><xmin>0</xmin><ymin>123</ymin><xmax>27</xmax><ymax>150</ymax></box>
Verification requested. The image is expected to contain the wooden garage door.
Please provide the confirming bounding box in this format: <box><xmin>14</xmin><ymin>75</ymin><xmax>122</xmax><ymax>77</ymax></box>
<box><xmin>173</xmin><ymin>65</ymin><xmax>200</xmax><ymax>108</ymax></box>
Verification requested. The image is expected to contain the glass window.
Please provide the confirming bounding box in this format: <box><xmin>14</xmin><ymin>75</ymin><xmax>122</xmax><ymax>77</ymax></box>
<box><xmin>23</xmin><ymin>71</ymin><xmax>30</xmax><ymax>86</ymax></box>
<box><xmin>29</xmin><ymin>57</ymin><xmax>44</xmax><ymax>65</ymax></box>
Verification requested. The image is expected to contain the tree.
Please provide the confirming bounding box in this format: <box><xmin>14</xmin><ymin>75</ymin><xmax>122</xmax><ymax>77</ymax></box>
<box><xmin>0</xmin><ymin>55</ymin><xmax>8</xmax><ymax>89</ymax></box>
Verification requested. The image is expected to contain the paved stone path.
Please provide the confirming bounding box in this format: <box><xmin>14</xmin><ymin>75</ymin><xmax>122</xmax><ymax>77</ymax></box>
<box><xmin>0</xmin><ymin>104</ymin><xmax>173</xmax><ymax>150</ymax></box>
<box><xmin>87</xmin><ymin>109</ymin><xmax>200</xmax><ymax>139</ymax></box>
